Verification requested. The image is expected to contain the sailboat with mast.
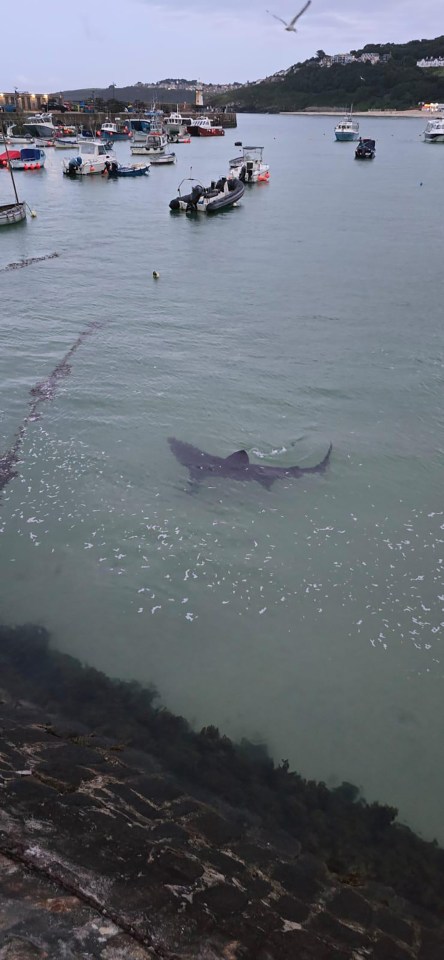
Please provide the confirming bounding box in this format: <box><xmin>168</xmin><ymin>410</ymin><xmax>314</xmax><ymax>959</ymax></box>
<box><xmin>0</xmin><ymin>127</ymin><xmax>27</xmax><ymax>226</ymax></box>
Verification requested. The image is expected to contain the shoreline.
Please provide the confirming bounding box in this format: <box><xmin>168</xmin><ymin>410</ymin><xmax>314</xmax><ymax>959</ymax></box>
<box><xmin>280</xmin><ymin>109</ymin><xmax>428</xmax><ymax>119</ymax></box>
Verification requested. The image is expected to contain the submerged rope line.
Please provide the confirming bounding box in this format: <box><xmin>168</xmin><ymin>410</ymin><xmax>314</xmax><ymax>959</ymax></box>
<box><xmin>0</xmin><ymin>319</ymin><xmax>107</xmax><ymax>493</ymax></box>
<box><xmin>0</xmin><ymin>252</ymin><xmax>59</xmax><ymax>272</ymax></box>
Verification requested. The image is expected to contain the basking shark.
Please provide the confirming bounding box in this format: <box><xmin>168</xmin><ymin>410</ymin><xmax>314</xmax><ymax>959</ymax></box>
<box><xmin>168</xmin><ymin>437</ymin><xmax>332</xmax><ymax>491</ymax></box>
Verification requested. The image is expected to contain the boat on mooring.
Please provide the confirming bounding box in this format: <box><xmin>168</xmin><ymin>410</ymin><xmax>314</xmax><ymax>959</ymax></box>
<box><xmin>9</xmin><ymin>147</ymin><xmax>46</xmax><ymax>170</ymax></box>
<box><xmin>423</xmin><ymin>116</ymin><xmax>444</xmax><ymax>143</ymax></box>
<box><xmin>228</xmin><ymin>145</ymin><xmax>270</xmax><ymax>183</ymax></box>
<box><xmin>22</xmin><ymin>112</ymin><xmax>57</xmax><ymax>140</ymax></box>
<box><xmin>335</xmin><ymin>114</ymin><xmax>359</xmax><ymax>141</ymax></box>
<box><xmin>63</xmin><ymin>140</ymin><xmax>114</xmax><ymax>176</ymax></box>
<box><xmin>187</xmin><ymin>116</ymin><xmax>224</xmax><ymax>137</ymax></box>
<box><xmin>54</xmin><ymin>137</ymin><xmax>80</xmax><ymax>149</ymax></box>
<box><xmin>5</xmin><ymin>125</ymin><xmax>35</xmax><ymax>146</ymax></box>
<box><xmin>169</xmin><ymin>176</ymin><xmax>244</xmax><ymax>213</ymax></box>
<box><xmin>164</xmin><ymin>111</ymin><xmax>194</xmax><ymax>138</ymax></box>
<box><xmin>100</xmin><ymin>119</ymin><xmax>132</xmax><ymax>141</ymax></box>
<box><xmin>103</xmin><ymin>160</ymin><xmax>150</xmax><ymax>178</ymax></box>
<box><xmin>355</xmin><ymin>138</ymin><xmax>375</xmax><ymax>160</ymax></box>
<box><xmin>150</xmin><ymin>152</ymin><xmax>176</xmax><ymax>165</ymax></box>
<box><xmin>130</xmin><ymin>132</ymin><xmax>169</xmax><ymax>156</ymax></box>
<box><xmin>0</xmin><ymin>137</ymin><xmax>27</xmax><ymax>226</ymax></box>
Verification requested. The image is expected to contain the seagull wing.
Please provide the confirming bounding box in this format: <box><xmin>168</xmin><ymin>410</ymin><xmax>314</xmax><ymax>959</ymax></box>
<box><xmin>267</xmin><ymin>10</ymin><xmax>289</xmax><ymax>25</ymax></box>
<box><xmin>288</xmin><ymin>0</ymin><xmax>311</xmax><ymax>27</ymax></box>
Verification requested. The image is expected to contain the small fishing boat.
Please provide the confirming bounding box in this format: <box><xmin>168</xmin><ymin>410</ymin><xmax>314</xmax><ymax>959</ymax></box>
<box><xmin>335</xmin><ymin>114</ymin><xmax>359</xmax><ymax>141</ymax></box>
<box><xmin>63</xmin><ymin>140</ymin><xmax>114</xmax><ymax>176</ymax></box>
<box><xmin>103</xmin><ymin>160</ymin><xmax>150</xmax><ymax>177</ymax></box>
<box><xmin>168</xmin><ymin>133</ymin><xmax>191</xmax><ymax>144</ymax></box>
<box><xmin>169</xmin><ymin>176</ymin><xmax>244</xmax><ymax>213</ymax></box>
<box><xmin>187</xmin><ymin>116</ymin><xmax>224</xmax><ymax>137</ymax></box>
<box><xmin>423</xmin><ymin>116</ymin><xmax>444</xmax><ymax>143</ymax></box>
<box><xmin>54</xmin><ymin>137</ymin><xmax>79</xmax><ymax>149</ymax></box>
<box><xmin>130</xmin><ymin>132</ymin><xmax>168</xmax><ymax>156</ymax></box>
<box><xmin>355</xmin><ymin>138</ymin><xmax>375</xmax><ymax>160</ymax></box>
<box><xmin>0</xmin><ymin>137</ymin><xmax>27</xmax><ymax>227</ymax></box>
<box><xmin>5</xmin><ymin>125</ymin><xmax>35</xmax><ymax>146</ymax></box>
<box><xmin>100</xmin><ymin>120</ymin><xmax>132</xmax><ymax>141</ymax></box>
<box><xmin>164</xmin><ymin>111</ymin><xmax>194</xmax><ymax>137</ymax></box>
<box><xmin>0</xmin><ymin>200</ymin><xmax>26</xmax><ymax>225</ymax></box>
<box><xmin>9</xmin><ymin>147</ymin><xmax>46</xmax><ymax>170</ymax></box>
<box><xmin>150</xmin><ymin>152</ymin><xmax>176</xmax><ymax>165</ymax></box>
<box><xmin>228</xmin><ymin>145</ymin><xmax>270</xmax><ymax>183</ymax></box>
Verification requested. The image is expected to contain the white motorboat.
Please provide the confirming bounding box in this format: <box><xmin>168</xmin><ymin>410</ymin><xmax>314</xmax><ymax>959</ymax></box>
<box><xmin>62</xmin><ymin>140</ymin><xmax>114</xmax><ymax>176</ymax></box>
<box><xmin>423</xmin><ymin>116</ymin><xmax>444</xmax><ymax>142</ymax></box>
<box><xmin>9</xmin><ymin>147</ymin><xmax>46</xmax><ymax>170</ymax></box>
<box><xmin>23</xmin><ymin>112</ymin><xmax>57</xmax><ymax>139</ymax></box>
<box><xmin>150</xmin><ymin>152</ymin><xmax>176</xmax><ymax>165</ymax></box>
<box><xmin>334</xmin><ymin>115</ymin><xmax>360</xmax><ymax>141</ymax></box>
<box><xmin>54</xmin><ymin>137</ymin><xmax>79</xmax><ymax>149</ymax></box>
<box><xmin>130</xmin><ymin>132</ymin><xmax>168</xmax><ymax>156</ymax></box>
<box><xmin>228</xmin><ymin>145</ymin><xmax>270</xmax><ymax>183</ymax></box>
<box><xmin>5</xmin><ymin>125</ymin><xmax>35</xmax><ymax>146</ymax></box>
<box><xmin>164</xmin><ymin>111</ymin><xmax>194</xmax><ymax>137</ymax></box>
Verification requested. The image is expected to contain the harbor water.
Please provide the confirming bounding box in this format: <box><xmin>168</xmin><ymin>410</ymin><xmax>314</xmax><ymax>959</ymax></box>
<box><xmin>1</xmin><ymin>114</ymin><xmax>443</xmax><ymax>841</ymax></box>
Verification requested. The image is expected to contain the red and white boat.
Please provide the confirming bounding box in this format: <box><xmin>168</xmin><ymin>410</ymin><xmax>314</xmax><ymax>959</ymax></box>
<box><xmin>187</xmin><ymin>116</ymin><xmax>224</xmax><ymax>137</ymax></box>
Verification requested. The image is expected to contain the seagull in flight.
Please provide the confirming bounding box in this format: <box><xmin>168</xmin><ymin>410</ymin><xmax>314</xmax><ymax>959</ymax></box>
<box><xmin>267</xmin><ymin>0</ymin><xmax>311</xmax><ymax>31</ymax></box>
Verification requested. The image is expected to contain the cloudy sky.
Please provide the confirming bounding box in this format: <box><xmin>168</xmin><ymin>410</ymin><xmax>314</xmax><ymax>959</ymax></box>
<box><xmin>1</xmin><ymin>0</ymin><xmax>442</xmax><ymax>91</ymax></box>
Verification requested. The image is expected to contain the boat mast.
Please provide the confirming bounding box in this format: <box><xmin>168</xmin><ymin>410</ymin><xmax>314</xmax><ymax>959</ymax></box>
<box><xmin>0</xmin><ymin>121</ymin><xmax>20</xmax><ymax>204</ymax></box>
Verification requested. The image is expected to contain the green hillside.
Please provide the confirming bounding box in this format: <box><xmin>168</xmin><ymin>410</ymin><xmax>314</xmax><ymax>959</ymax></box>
<box><xmin>209</xmin><ymin>36</ymin><xmax>444</xmax><ymax>112</ymax></box>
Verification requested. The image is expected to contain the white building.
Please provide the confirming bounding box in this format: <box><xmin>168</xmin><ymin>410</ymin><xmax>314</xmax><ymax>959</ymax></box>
<box><xmin>417</xmin><ymin>57</ymin><xmax>444</xmax><ymax>68</ymax></box>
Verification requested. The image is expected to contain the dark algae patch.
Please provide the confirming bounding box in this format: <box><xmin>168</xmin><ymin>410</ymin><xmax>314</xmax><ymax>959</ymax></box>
<box><xmin>1</xmin><ymin>622</ymin><xmax>444</xmax><ymax>959</ymax></box>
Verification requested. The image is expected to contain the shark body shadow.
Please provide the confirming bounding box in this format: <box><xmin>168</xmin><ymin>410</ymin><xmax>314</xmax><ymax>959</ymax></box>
<box><xmin>168</xmin><ymin>437</ymin><xmax>332</xmax><ymax>492</ymax></box>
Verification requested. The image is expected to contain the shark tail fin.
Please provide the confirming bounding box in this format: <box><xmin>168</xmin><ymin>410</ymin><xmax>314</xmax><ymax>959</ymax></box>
<box><xmin>299</xmin><ymin>443</ymin><xmax>333</xmax><ymax>475</ymax></box>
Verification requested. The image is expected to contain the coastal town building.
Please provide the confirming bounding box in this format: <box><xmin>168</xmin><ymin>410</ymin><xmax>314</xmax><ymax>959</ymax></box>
<box><xmin>318</xmin><ymin>51</ymin><xmax>390</xmax><ymax>68</ymax></box>
<box><xmin>0</xmin><ymin>91</ymin><xmax>49</xmax><ymax>111</ymax></box>
<box><xmin>417</xmin><ymin>57</ymin><xmax>444</xmax><ymax>68</ymax></box>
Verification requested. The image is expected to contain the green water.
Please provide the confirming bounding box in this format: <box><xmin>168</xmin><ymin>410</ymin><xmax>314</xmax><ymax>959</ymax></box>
<box><xmin>1</xmin><ymin>114</ymin><xmax>444</xmax><ymax>840</ymax></box>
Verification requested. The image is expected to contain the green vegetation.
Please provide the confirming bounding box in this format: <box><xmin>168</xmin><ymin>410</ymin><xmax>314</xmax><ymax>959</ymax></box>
<box><xmin>209</xmin><ymin>36</ymin><xmax>444</xmax><ymax>112</ymax></box>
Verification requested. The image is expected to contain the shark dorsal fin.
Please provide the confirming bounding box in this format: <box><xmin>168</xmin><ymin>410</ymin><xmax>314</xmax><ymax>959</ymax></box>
<box><xmin>224</xmin><ymin>449</ymin><xmax>249</xmax><ymax>466</ymax></box>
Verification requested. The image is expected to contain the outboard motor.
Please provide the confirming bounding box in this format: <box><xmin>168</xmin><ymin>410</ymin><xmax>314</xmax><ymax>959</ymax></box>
<box><xmin>67</xmin><ymin>156</ymin><xmax>82</xmax><ymax>177</ymax></box>
<box><xmin>186</xmin><ymin>184</ymin><xmax>204</xmax><ymax>211</ymax></box>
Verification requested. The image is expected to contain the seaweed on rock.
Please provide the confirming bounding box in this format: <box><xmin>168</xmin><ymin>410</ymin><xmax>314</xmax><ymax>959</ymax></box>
<box><xmin>1</xmin><ymin>620</ymin><xmax>444</xmax><ymax>918</ymax></box>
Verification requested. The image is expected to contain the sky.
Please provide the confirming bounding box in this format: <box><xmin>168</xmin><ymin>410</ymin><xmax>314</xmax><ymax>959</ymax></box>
<box><xmin>1</xmin><ymin>0</ymin><xmax>443</xmax><ymax>92</ymax></box>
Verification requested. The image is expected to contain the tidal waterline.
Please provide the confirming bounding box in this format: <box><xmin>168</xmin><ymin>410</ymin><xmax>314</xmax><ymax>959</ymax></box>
<box><xmin>1</xmin><ymin>114</ymin><xmax>443</xmax><ymax>840</ymax></box>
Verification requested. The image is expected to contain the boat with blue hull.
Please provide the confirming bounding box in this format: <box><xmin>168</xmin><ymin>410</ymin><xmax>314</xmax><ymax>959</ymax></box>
<box><xmin>104</xmin><ymin>160</ymin><xmax>150</xmax><ymax>178</ymax></box>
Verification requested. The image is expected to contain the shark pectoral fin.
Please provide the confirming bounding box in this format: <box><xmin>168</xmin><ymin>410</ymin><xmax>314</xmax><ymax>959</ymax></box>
<box><xmin>256</xmin><ymin>474</ymin><xmax>275</xmax><ymax>491</ymax></box>
<box><xmin>224</xmin><ymin>449</ymin><xmax>250</xmax><ymax>467</ymax></box>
